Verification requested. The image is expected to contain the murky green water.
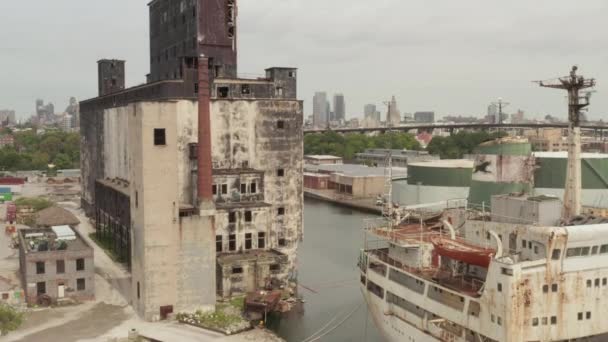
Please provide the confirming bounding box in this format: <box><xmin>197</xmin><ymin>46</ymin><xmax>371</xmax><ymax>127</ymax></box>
<box><xmin>271</xmin><ymin>198</ymin><xmax>384</xmax><ymax>342</ymax></box>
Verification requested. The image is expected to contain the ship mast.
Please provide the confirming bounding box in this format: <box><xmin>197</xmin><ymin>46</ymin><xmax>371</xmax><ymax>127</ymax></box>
<box><xmin>382</xmin><ymin>151</ymin><xmax>394</xmax><ymax>229</ymax></box>
<box><xmin>537</xmin><ymin>66</ymin><xmax>595</xmax><ymax>221</ymax></box>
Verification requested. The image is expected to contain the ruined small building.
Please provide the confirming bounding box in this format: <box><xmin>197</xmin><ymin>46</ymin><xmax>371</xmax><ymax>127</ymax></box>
<box><xmin>80</xmin><ymin>0</ymin><xmax>302</xmax><ymax>321</ymax></box>
<box><xmin>18</xmin><ymin>226</ymin><xmax>94</xmax><ymax>305</ymax></box>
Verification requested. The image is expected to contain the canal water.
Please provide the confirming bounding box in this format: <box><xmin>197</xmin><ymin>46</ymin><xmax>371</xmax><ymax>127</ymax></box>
<box><xmin>272</xmin><ymin>198</ymin><xmax>384</xmax><ymax>342</ymax></box>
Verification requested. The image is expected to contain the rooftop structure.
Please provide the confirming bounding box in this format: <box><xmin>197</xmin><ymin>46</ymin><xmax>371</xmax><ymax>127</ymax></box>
<box><xmin>304</xmin><ymin>155</ymin><xmax>343</xmax><ymax>165</ymax></box>
<box><xmin>356</xmin><ymin>148</ymin><xmax>438</xmax><ymax>168</ymax></box>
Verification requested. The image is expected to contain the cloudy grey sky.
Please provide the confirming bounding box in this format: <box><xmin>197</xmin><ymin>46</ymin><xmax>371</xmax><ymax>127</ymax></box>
<box><xmin>1</xmin><ymin>0</ymin><xmax>607</xmax><ymax>121</ymax></box>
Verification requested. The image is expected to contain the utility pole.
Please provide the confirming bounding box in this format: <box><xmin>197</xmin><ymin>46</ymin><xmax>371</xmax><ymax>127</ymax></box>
<box><xmin>491</xmin><ymin>98</ymin><xmax>509</xmax><ymax>125</ymax></box>
<box><xmin>536</xmin><ymin>66</ymin><xmax>596</xmax><ymax>221</ymax></box>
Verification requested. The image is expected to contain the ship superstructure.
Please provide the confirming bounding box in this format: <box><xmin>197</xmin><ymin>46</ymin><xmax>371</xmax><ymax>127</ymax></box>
<box><xmin>359</xmin><ymin>67</ymin><xmax>607</xmax><ymax>341</ymax></box>
<box><xmin>360</xmin><ymin>197</ymin><xmax>608</xmax><ymax>341</ymax></box>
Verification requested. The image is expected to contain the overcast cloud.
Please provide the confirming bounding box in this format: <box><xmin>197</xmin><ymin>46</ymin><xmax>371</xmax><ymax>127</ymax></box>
<box><xmin>1</xmin><ymin>0</ymin><xmax>607</xmax><ymax>120</ymax></box>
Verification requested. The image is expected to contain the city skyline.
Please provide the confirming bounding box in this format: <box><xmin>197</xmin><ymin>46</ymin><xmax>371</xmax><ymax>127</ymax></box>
<box><xmin>1</xmin><ymin>0</ymin><xmax>608</xmax><ymax>121</ymax></box>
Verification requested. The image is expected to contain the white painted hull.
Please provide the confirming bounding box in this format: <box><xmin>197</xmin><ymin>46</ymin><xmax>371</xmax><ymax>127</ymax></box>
<box><xmin>362</xmin><ymin>288</ymin><xmax>441</xmax><ymax>342</ymax></box>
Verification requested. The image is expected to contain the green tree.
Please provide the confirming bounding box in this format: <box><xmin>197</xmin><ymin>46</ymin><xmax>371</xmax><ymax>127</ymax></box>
<box><xmin>0</xmin><ymin>304</ymin><xmax>24</xmax><ymax>336</ymax></box>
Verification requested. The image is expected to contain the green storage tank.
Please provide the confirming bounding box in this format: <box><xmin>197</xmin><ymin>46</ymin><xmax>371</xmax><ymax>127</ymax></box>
<box><xmin>468</xmin><ymin>138</ymin><xmax>535</xmax><ymax>208</ymax></box>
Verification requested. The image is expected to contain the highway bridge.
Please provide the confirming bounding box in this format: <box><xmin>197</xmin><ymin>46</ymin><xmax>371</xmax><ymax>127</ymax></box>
<box><xmin>303</xmin><ymin>123</ymin><xmax>608</xmax><ymax>135</ymax></box>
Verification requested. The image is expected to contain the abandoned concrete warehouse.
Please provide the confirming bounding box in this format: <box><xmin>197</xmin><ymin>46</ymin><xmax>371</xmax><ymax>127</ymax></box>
<box><xmin>80</xmin><ymin>0</ymin><xmax>303</xmax><ymax>321</ymax></box>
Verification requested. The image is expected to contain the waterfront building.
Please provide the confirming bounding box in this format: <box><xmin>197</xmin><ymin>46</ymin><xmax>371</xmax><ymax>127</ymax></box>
<box><xmin>80</xmin><ymin>0</ymin><xmax>302</xmax><ymax>321</ymax></box>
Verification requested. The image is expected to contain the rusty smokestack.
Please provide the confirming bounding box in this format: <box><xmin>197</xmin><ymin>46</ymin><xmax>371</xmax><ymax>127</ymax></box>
<box><xmin>197</xmin><ymin>57</ymin><xmax>213</xmax><ymax>204</ymax></box>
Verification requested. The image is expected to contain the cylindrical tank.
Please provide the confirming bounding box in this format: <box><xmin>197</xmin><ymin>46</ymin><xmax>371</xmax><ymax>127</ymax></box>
<box><xmin>468</xmin><ymin>138</ymin><xmax>535</xmax><ymax>208</ymax></box>
<box><xmin>533</xmin><ymin>151</ymin><xmax>608</xmax><ymax>207</ymax></box>
<box><xmin>393</xmin><ymin>160</ymin><xmax>473</xmax><ymax>205</ymax></box>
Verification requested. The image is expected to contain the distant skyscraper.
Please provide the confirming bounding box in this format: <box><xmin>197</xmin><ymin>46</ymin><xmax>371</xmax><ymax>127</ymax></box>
<box><xmin>387</xmin><ymin>96</ymin><xmax>401</xmax><ymax>127</ymax></box>
<box><xmin>487</xmin><ymin>103</ymin><xmax>498</xmax><ymax>124</ymax></box>
<box><xmin>313</xmin><ymin>92</ymin><xmax>328</xmax><ymax>128</ymax></box>
<box><xmin>414</xmin><ymin>111</ymin><xmax>435</xmax><ymax>123</ymax></box>
<box><xmin>333</xmin><ymin>94</ymin><xmax>345</xmax><ymax>122</ymax></box>
<box><xmin>364</xmin><ymin>104</ymin><xmax>376</xmax><ymax>118</ymax></box>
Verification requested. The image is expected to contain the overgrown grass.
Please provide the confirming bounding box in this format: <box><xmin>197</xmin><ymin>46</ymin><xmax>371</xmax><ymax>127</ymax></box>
<box><xmin>88</xmin><ymin>233</ymin><xmax>126</xmax><ymax>263</ymax></box>
<box><xmin>14</xmin><ymin>197</ymin><xmax>53</xmax><ymax>212</ymax></box>
<box><xmin>178</xmin><ymin>297</ymin><xmax>249</xmax><ymax>333</ymax></box>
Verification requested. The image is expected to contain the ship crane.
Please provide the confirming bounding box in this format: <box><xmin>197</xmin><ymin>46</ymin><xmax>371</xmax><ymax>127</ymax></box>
<box><xmin>535</xmin><ymin>66</ymin><xmax>596</xmax><ymax>221</ymax></box>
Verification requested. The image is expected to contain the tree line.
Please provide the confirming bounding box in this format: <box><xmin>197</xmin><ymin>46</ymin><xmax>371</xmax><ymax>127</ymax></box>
<box><xmin>426</xmin><ymin>131</ymin><xmax>508</xmax><ymax>159</ymax></box>
<box><xmin>0</xmin><ymin>129</ymin><xmax>80</xmax><ymax>171</ymax></box>
<box><xmin>304</xmin><ymin>131</ymin><xmax>421</xmax><ymax>160</ymax></box>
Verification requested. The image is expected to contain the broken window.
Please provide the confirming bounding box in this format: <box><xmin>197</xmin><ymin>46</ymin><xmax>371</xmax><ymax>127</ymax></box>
<box><xmin>288</xmin><ymin>71</ymin><xmax>296</xmax><ymax>78</ymax></box>
<box><xmin>221</xmin><ymin>184</ymin><xmax>228</xmax><ymax>195</ymax></box>
<box><xmin>137</xmin><ymin>282</ymin><xmax>140</xmax><ymax>299</ymax></box>
<box><xmin>77</xmin><ymin>278</ymin><xmax>85</xmax><ymax>291</ymax></box>
<box><xmin>36</xmin><ymin>262</ymin><xmax>45</xmax><ymax>275</ymax></box>
<box><xmin>277</xmin><ymin>120</ymin><xmax>285</xmax><ymax>129</ymax></box>
<box><xmin>232</xmin><ymin>266</ymin><xmax>243</xmax><ymax>274</ymax></box>
<box><xmin>275</xmin><ymin>87</ymin><xmax>284</xmax><ymax>97</ymax></box>
<box><xmin>245</xmin><ymin>233</ymin><xmax>252</xmax><ymax>250</ymax></box>
<box><xmin>56</xmin><ymin>260</ymin><xmax>65</xmax><ymax>274</ymax></box>
<box><xmin>37</xmin><ymin>282</ymin><xmax>46</xmax><ymax>295</ymax></box>
<box><xmin>229</xmin><ymin>234</ymin><xmax>236</xmax><ymax>251</ymax></box>
<box><xmin>194</xmin><ymin>83</ymin><xmax>199</xmax><ymax>93</ymax></box>
<box><xmin>497</xmin><ymin>283</ymin><xmax>502</xmax><ymax>292</ymax></box>
<box><xmin>277</xmin><ymin>169</ymin><xmax>285</xmax><ymax>177</ymax></box>
<box><xmin>76</xmin><ymin>258</ymin><xmax>85</xmax><ymax>271</ymax></box>
<box><xmin>245</xmin><ymin>211</ymin><xmax>252</xmax><ymax>222</ymax></box>
<box><xmin>240</xmin><ymin>184</ymin><xmax>247</xmax><ymax>194</ymax></box>
<box><xmin>218</xmin><ymin>87</ymin><xmax>229</xmax><ymax>98</ymax></box>
<box><xmin>278</xmin><ymin>207</ymin><xmax>285</xmax><ymax>216</ymax></box>
<box><xmin>551</xmin><ymin>249</ymin><xmax>561</xmax><ymax>260</ymax></box>
<box><xmin>250</xmin><ymin>183</ymin><xmax>257</xmax><ymax>194</ymax></box>
<box><xmin>270</xmin><ymin>264</ymin><xmax>280</xmax><ymax>272</ymax></box>
<box><xmin>154</xmin><ymin>128</ymin><xmax>166</xmax><ymax>146</ymax></box>
<box><xmin>216</xmin><ymin>235</ymin><xmax>223</xmax><ymax>252</ymax></box>
<box><xmin>586</xmin><ymin>312</ymin><xmax>591</xmax><ymax>319</ymax></box>
<box><xmin>278</xmin><ymin>238</ymin><xmax>286</xmax><ymax>247</ymax></box>
<box><xmin>212</xmin><ymin>185</ymin><xmax>217</xmax><ymax>195</ymax></box>
<box><xmin>258</xmin><ymin>232</ymin><xmax>266</xmax><ymax>249</ymax></box>
<box><xmin>241</xmin><ymin>84</ymin><xmax>250</xmax><ymax>95</ymax></box>
<box><xmin>135</xmin><ymin>191</ymin><xmax>139</xmax><ymax>208</ymax></box>
<box><xmin>228</xmin><ymin>212</ymin><xmax>236</xmax><ymax>223</ymax></box>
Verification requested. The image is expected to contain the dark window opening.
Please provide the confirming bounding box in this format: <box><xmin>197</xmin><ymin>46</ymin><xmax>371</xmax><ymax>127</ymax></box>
<box><xmin>240</xmin><ymin>184</ymin><xmax>247</xmax><ymax>194</ymax></box>
<box><xmin>245</xmin><ymin>211</ymin><xmax>252</xmax><ymax>222</ymax></box>
<box><xmin>77</xmin><ymin>278</ymin><xmax>85</xmax><ymax>291</ymax></box>
<box><xmin>497</xmin><ymin>283</ymin><xmax>502</xmax><ymax>292</ymax></box>
<box><xmin>277</xmin><ymin>169</ymin><xmax>285</xmax><ymax>177</ymax></box>
<box><xmin>194</xmin><ymin>83</ymin><xmax>199</xmax><ymax>93</ymax></box>
<box><xmin>221</xmin><ymin>184</ymin><xmax>228</xmax><ymax>195</ymax></box>
<box><xmin>135</xmin><ymin>191</ymin><xmax>139</xmax><ymax>208</ymax></box>
<box><xmin>76</xmin><ymin>258</ymin><xmax>85</xmax><ymax>271</ymax></box>
<box><xmin>154</xmin><ymin>128</ymin><xmax>166</xmax><ymax>146</ymax></box>
<box><xmin>278</xmin><ymin>238</ymin><xmax>286</xmax><ymax>247</ymax></box>
<box><xmin>551</xmin><ymin>284</ymin><xmax>558</xmax><ymax>292</ymax></box>
<box><xmin>278</xmin><ymin>207</ymin><xmax>285</xmax><ymax>216</ymax></box>
<box><xmin>245</xmin><ymin>233</ymin><xmax>252</xmax><ymax>250</ymax></box>
<box><xmin>2</xmin><ymin>293</ymin><xmax>8</xmax><ymax>300</ymax></box>
<box><xmin>56</xmin><ymin>260</ymin><xmax>65</xmax><ymax>274</ymax></box>
<box><xmin>137</xmin><ymin>282</ymin><xmax>140</xmax><ymax>299</ymax></box>
<box><xmin>288</xmin><ymin>71</ymin><xmax>296</xmax><ymax>78</ymax></box>
<box><xmin>111</xmin><ymin>78</ymin><xmax>117</xmax><ymax>86</ymax></box>
<box><xmin>270</xmin><ymin>264</ymin><xmax>280</xmax><ymax>271</ymax></box>
<box><xmin>218</xmin><ymin>87</ymin><xmax>229</xmax><ymax>98</ymax></box>
<box><xmin>228</xmin><ymin>26</ymin><xmax>235</xmax><ymax>38</ymax></box>
<box><xmin>250</xmin><ymin>183</ymin><xmax>257</xmax><ymax>194</ymax></box>
<box><xmin>212</xmin><ymin>185</ymin><xmax>217</xmax><ymax>195</ymax></box>
<box><xmin>578</xmin><ymin>312</ymin><xmax>583</xmax><ymax>321</ymax></box>
<box><xmin>551</xmin><ymin>249</ymin><xmax>561</xmax><ymax>260</ymax></box>
<box><xmin>542</xmin><ymin>285</ymin><xmax>549</xmax><ymax>293</ymax></box>
<box><xmin>586</xmin><ymin>312</ymin><xmax>592</xmax><ymax>319</ymax></box>
<box><xmin>36</xmin><ymin>282</ymin><xmax>46</xmax><ymax>295</ymax></box>
<box><xmin>241</xmin><ymin>84</ymin><xmax>250</xmax><ymax>95</ymax></box>
<box><xmin>229</xmin><ymin>234</ymin><xmax>236</xmax><ymax>251</ymax></box>
<box><xmin>277</xmin><ymin>120</ymin><xmax>285</xmax><ymax>129</ymax></box>
<box><xmin>232</xmin><ymin>266</ymin><xmax>243</xmax><ymax>274</ymax></box>
<box><xmin>228</xmin><ymin>212</ymin><xmax>236</xmax><ymax>223</ymax></box>
<box><xmin>258</xmin><ymin>232</ymin><xmax>266</xmax><ymax>249</ymax></box>
<box><xmin>36</xmin><ymin>262</ymin><xmax>45</xmax><ymax>275</ymax></box>
<box><xmin>275</xmin><ymin>87</ymin><xmax>284</xmax><ymax>96</ymax></box>
<box><xmin>216</xmin><ymin>235</ymin><xmax>223</xmax><ymax>252</ymax></box>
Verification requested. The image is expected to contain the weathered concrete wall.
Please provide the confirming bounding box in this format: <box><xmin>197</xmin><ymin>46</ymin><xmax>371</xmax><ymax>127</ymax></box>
<box><xmin>210</xmin><ymin>99</ymin><xmax>303</xmax><ymax>280</ymax></box>
<box><xmin>103</xmin><ymin>107</ymin><xmax>131</xmax><ymax>180</ymax></box>
<box><xmin>80</xmin><ymin>106</ymin><xmax>105</xmax><ymax>215</ymax></box>
<box><xmin>129</xmin><ymin>101</ymin><xmax>216</xmax><ymax>321</ymax></box>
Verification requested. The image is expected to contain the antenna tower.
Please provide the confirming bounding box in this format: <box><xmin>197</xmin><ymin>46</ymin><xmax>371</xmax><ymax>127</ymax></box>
<box><xmin>536</xmin><ymin>66</ymin><xmax>596</xmax><ymax>221</ymax></box>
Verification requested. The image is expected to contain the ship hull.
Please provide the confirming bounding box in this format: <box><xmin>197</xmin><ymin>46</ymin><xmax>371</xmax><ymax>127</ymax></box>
<box><xmin>362</xmin><ymin>287</ymin><xmax>441</xmax><ymax>342</ymax></box>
